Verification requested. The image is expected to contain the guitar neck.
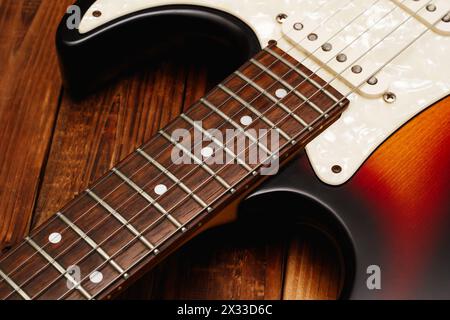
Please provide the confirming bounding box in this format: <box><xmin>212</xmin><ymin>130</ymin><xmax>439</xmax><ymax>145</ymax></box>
<box><xmin>0</xmin><ymin>43</ymin><xmax>348</xmax><ymax>300</ymax></box>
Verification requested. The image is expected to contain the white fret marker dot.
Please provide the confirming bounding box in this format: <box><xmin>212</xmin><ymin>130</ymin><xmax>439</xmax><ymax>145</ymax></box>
<box><xmin>89</xmin><ymin>271</ymin><xmax>103</xmax><ymax>284</ymax></box>
<box><xmin>154</xmin><ymin>184</ymin><xmax>167</xmax><ymax>195</ymax></box>
<box><xmin>240</xmin><ymin>115</ymin><xmax>253</xmax><ymax>126</ymax></box>
<box><xmin>201</xmin><ymin>147</ymin><xmax>214</xmax><ymax>158</ymax></box>
<box><xmin>275</xmin><ymin>88</ymin><xmax>288</xmax><ymax>99</ymax></box>
<box><xmin>49</xmin><ymin>232</ymin><xmax>62</xmax><ymax>244</ymax></box>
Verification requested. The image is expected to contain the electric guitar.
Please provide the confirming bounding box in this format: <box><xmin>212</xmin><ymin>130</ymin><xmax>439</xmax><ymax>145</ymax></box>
<box><xmin>0</xmin><ymin>0</ymin><xmax>449</xmax><ymax>300</ymax></box>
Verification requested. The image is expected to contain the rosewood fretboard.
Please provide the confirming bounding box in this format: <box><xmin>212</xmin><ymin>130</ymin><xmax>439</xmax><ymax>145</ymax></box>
<box><xmin>0</xmin><ymin>43</ymin><xmax>349</xmax><ymax>300</ymax></box>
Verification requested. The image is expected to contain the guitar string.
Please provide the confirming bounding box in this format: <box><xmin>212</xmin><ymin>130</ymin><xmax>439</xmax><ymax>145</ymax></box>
<box><xmin>2</xmin><ymin>0</ymin><xmax>385</xmax><ymax>294</ymax></box>
<box><xmin>0</xmin><ymin>0</ymin><xmax>345</xmax><ymax>283</ymax></box>
<box><xmin>0</xmin><ymin>0</ymin><xmax>414</xmax><ymax>298</ymax></box>
<box><xmin>55</xmin><ymin>0</ymin><xmax>439</xmax><ymax>300</ymax></box>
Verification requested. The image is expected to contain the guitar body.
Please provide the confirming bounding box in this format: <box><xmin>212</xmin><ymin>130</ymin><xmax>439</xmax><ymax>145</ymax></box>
<box><xmin>250</xmin><ymin>102</ymin><xmax>450</xmax><ymax>299</ymax></box>
<box><xmin>0</xmin><ymin>0</ymin><xmax>445</xmax><ymax>300</ymax></box>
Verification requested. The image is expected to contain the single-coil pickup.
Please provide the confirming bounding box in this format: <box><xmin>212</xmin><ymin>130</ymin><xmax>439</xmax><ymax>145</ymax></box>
<box><xmin>392</xmin><ymin>0</ymin><xmax>450</xmax><ymax>36</ymax></box>
<box><xmin>282</xmin><ymin>0</ymin><xmax>447</xmax><ymax>98</ymax></box>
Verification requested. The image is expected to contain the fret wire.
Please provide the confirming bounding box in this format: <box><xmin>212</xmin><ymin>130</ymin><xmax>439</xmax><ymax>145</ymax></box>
<box><xmin>200</xmin><ymin>97</ymin><xmax>273</xmax><ymax>156</ymax></box>
<box><xmin>0</xmin><ymin>0</ymin><xmax>361</xmax><ymax>273</ymax></box>
<box><xmin>234</xmin><ymin>70</ymin><xmax>312</xmax><ymax>129</ymax></box>
<box><xmin>159</xmin><ymin>129</ymin><xmax>232</xmax><ymax>190</ymax></box>
<box><xmin>180</xmin><ymin>113</ymin><xmax>253</xmax><ymax>172</ymax></box>
<box><xmin>1</xmin><ymin>0</ymin><xmax>408</xmax><ymax>298</ymax></box>
<box><xmin>135</xmin><ymin>148</ymin><xmax>210</xmax><ymax>210</ymax></box>
<box><xmin>85</xmin><ymin>3</ymin><xmax>435</xmax><ymax>299</ymax></box>
<box><xmin>0</xmin><ymin>268</ymin><xmax>31</xmax><ymax>300</ymax></box>
<box><xmin>111</xmin><ymin>168</ymin><xmax>185</xmax><ymax>232</ymax></box>
<box><xmin>249</xmin><ymin>58</ymin><xmax>326</xmax><ymax>116</ymax></box>
<box><xmin>25</xmin><ymin>237</ymin><xmax>92</xmax><ymax>300</ymax></box>
<box><xmin>218</xmin><ymin>84</ymin><xmax>292</xmax><ymax>141</ymax></box>
<box><xmin>86</xmin><ymin>189</ymin><xmax>157</xmax><ymax>251</ymax></box>
<box><xmin>56</xmin><ymin>212</ymin><xmax>128</xmax><ymax>275</ymax></box>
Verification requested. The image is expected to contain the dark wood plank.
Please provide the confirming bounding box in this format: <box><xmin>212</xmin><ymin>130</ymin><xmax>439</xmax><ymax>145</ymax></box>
<box><xmin>283</xmin><ymin>228</ymin><xmax>343</xmax><ymax>300</ymax></box>
<box><xmin>0</xmin><ymin>0</ymin><xmax>73</xmax><ymax>248</ymax></box>
<box><xmin>121</xmin><ymin>222</ymin><xmax>287</xmax><ymax>300</ymax></box>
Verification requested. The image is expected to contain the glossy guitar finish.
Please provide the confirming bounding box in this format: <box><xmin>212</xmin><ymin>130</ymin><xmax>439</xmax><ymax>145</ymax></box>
<box><xmin>54</xmin><ymin>0</ymin><xmax>449</xmax><ymax>299</ymax></box>
<box><xmin>249</xmin><ymin>99</ymin><xmax>450</xmax><ymax>299</ymax></box>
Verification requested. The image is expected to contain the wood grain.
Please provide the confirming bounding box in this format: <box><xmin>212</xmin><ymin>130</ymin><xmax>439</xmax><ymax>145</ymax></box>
<box><xmin>0</xmin><ymin>0</ymin><xmax>341</xmax><ymax>299</ymax></box>
<box><xmin>0</xmin><ymin>0</ymin><xmax>73</xmax><ymax>248</ymax></box>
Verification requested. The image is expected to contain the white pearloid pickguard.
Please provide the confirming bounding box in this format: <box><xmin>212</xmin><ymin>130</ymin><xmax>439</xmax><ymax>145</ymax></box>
<box><xmin>79</xmin><ymin>0</ymin><xmax>450</xmax><ymax>186</ymax></box>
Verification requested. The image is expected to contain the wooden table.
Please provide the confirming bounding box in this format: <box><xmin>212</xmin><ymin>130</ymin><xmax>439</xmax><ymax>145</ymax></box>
<box><xmin>0</xmin><ymin>0</ymin><xmax>341</xmax><ymax>299</ymax></box>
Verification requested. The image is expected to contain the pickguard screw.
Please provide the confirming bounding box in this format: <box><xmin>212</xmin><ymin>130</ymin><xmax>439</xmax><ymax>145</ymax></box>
<box><xmin>308</xmin><ymin>33</ymin><xmax>318</xmax><ymax>41</ymax></box>
<box><xmin>351</xmin><ymin>65</ymin><xmax>363</xmax><ymax>74</ymax></box>
<box><xmin>367</xmin><ymin>76</ymin><xmax>378</xmax><ymax>85</ymax></box>
<box><xmin>336</xmin><ymin>53</ymin><xmax>347</xmax><ymax>62</ymax></box>
<box><xmin>383</xmin><ymin>92</ymin><xmax>397</xmax><ymax>104</ymax></box>
<box><xmin>92</xmin><ymin>10</ymin><xmax>102</xmax><ymax>17</ymax></box>
<box><xmin>426</xmin><ymin>4</ymin><xmax>437</xmax><ymax>12</ymax></box>
<box><xmin>442</xmin><ymin>12</ymin><xmax>450</xmax><ymax>22</ymax></box>
<box><xmin>332</xmin><ymin>165</ymin><xmax>342</xmax><ymax>174</ymax></box>
<box><xmin>322</xmin><ymin>43</ymin><xmax>333</xmax><ymax>52</ymax></box>
<box><xmin>276</xmin><ymin>13</ymin><xmax>288</xmax><ymax>24</ymax></box>
<box><xmin>293</xmin><ymin>22</ymin><xmax>304</xmax><ymax>31</ymax></box>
